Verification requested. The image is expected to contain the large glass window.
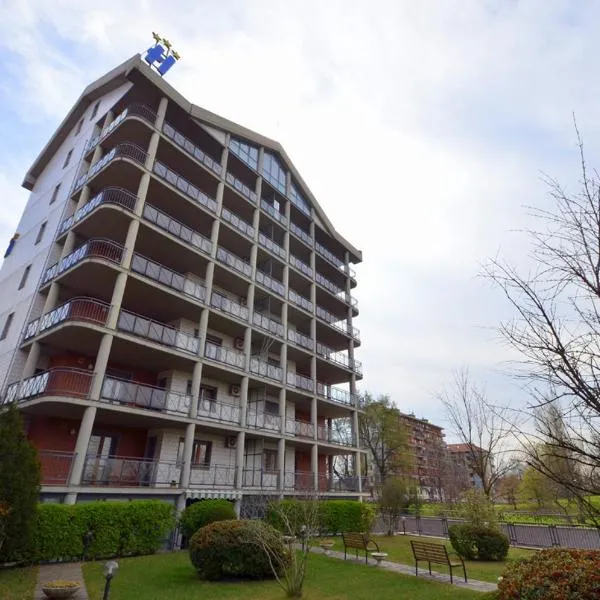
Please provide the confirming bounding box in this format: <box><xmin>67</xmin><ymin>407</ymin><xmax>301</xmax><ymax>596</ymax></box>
<box><xmin>289</xmin><ymin>183</ymin><xmax>311</xmax><ymax>216</ymax></box>
<box><xmin>262</xmin><ymin>152</ymin><xmax>286</xmax><ymax>194</ymax></box>
<box><xmin>229</xmin><ymin>138</ymin><xmax>259</xmax><ymax>170</ymax></box>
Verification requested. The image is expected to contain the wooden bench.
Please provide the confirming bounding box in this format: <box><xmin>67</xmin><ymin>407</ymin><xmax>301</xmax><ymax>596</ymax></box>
<box><xmin>410</xmin><ymin>540</ymin><xmax>467</xmax><ymax>584</ymax></box>
<box><xmin>341</xmin><ymin>532</ymin><xmax>380</xmax><ymax>564</ymax></box>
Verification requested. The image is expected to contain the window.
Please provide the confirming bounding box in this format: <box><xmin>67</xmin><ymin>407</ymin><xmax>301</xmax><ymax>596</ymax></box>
<box><xmin>0</xmin><ymin>313</ymin><xmax>14</xmax><ymax>340</ymax></box>
<box><xmin>265</xmin><ymin>400</ymin><xmax>279</xmax><ymax>415</ymax></box>
<box><xmin>177</xmin><ymin>439</ymin><xmax>212</xmax><ymax>467</ymax></box>
<box><xmin>205</xmin><ymin>334</ymin><xmax>222</xmax><ymax>346</ymax></box>
<box><xmin>35</xmin><ymin>221</ymin><xmax>47</xmax><ymax>245</ymax></box>
<box><xmin>199</xmin><ymin>385</ymin><xmax>217</xmax><ymax>412</ymax></box>
<box><xmin>186</xmin><ymin>380</ymin><xmax>193</xmax><ymax>396</ymax></box>
<box><xmin>49</xmin><ymin>184</ymin><xmax>61</xmax><ymax>205</ymax></box>
<box><xmin>63</xmin><ymin>149</ymin><xmax>73</xmax><ymax>168</ymax></box>
<box><xmin>229</xmin><ymin>138</ymin><xmax>259</xmax><ymax>170</ymax></box>
<box><xmin>90</xmin><ymin>101</ymin><xmax>100</xmax><ymax>120</ymax></box>
<box><xmin>75</xmin><ymin>119</ymin><xmax>83</xmax><ymax>135</ymax></box>
<box><xmin>262</xmin><ymin>152</ymin><xmax>286</xmax><ymax>194</ymax></box>
<box><xmin>18</xmin><ymin>265</ymin><xmax>31</xmax><ymax>290</ymax></box>
<box><xmin>263</xmin><ymin>449</ymin><xmax>277</xmax><ymax>472</ymax></box>
<box><xmin>289</xmin><ymin>183</ymin><xmax>311</xmax><ymax>216</ymax></box>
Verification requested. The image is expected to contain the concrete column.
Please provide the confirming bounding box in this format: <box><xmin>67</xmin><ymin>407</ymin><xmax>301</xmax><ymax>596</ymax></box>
<box><xmin>279</xmin><ymin>342</ymin><xmax>287</xmax><ymax>394</ymax></box>
<box><xmin>243</xmin><ymin>325</ymin><xmax>252</xmax><ymax>371</ymax></box>
<box><xmin>145</xmin><ymin>131</ymin><xmax>161</xmax><ymax>170</ymax></box>
<box><xmin>220</xmin><ymin>137</ymin><xmax>230</xmax><ymax>174</ymax></box>
<box><xmin>180</xmin><ymin>423</ymin><xmax>196</xmax><ymax>489</ymax></box>
<box><xmin>235</xmin><ymin>430</ymin><xmax>246</xmax><ymax>488</ymax></box>
<box><xmin>42</xmin><ymin>282</ymin><xmax>60</xmax><ymax>313</ymax></box>
<box><xmin>279</xmin><ymin>387</ymin><xmax>287</xmax><ymax>435</ymax></box>
<box><xmin>176</xmin><ymin>493</ymin><xmax>187</xmax><ymax>514</ymax></box>
<box><xmin>122</xmin><ymin>219</ymin><xmax>140</xmax><ymax>269</ymax></box>
<box><xmin>106</xmin><ymin>273</ymin><xmax>128</xmax><ymax>330</ymax></box>
<box><xmin>278</xmin><ymin>437</ymin><xmax>286</xmax><ymax>491</ymax></box>
<box><xmin>352</xmin><ymin>409</ymin><xmax>359</xmax><ymax>449</ymax></box>
<box><xmin>215</xmin><ymin>181</ymin><xmax>225</xmax><ymax>215</ymax></box>
<box><xmin>210</xmin><ymin>215</ymin><xmax>221</xmax><ymax>261</ymax></box>
<box><xmin>249</xmin><ymin>245</ymin><xmax>258</xmax><ymax>280</ymax></box>
<box><xmin>311</xmin><ymin>395</ymin><xmax>318</xmax><ymax>442</ymax></box>
<box><xmin>155</xmin><ymin>96</ymin><xmax>169</xmax><ymax>129</ymax></box>
<box><xmin>196</xmin><ymin>309</ymin><xmax>209</xmax><ymax>359</ymax></box>
<box><xmin>240</xmin><ymin>376</ymin><xmax>249</xmax><ymax>430</ymax></box>
<box><xmin>204</xmin><ymin>262</ymin><xmax>215</xmax><ymax>304</ymax></box>
<box><xmin>233</xmin><ymin>498</ymin><xmax>242</xmax><ymax>518</ymax></box>
<box><xmin>61</xmin><ymin>232</ymin><xmax>78</xmax><ymax>258</ymax></box>
<box><xmin>311</xmin><ymin>443</ymin><xmax>319</xmax><ymax>492</ymax></box>
<box><xmin>189</xmin><ymin>361</ymin><xmax>203</xmax><ymax>418</ymax></box>
<box><xmin>246</xmin><ymin>283</ymin><xmax>255</xmax><ymax>325</ymax></box>
<box><xmin>310</xmin><ymin>355</ymin><xmax>317</xmax><ymax>393</ymax></box>
<box><xmin>310</xmin><ymin>283</ymin><xmax>316</xmax><ymax>316</ymax></box>
<box><xmin>310</xmin><ymin>319</ymin><xmax>317</xmax><ymax>354</ymax></box>
<box><xmin>90</xmin><ymin>145</ymin><xmax>103</xmax><ymax>169</ymax></box>
<box><xmin>355</xmin><ymin>450</ymin><xmax>363</xmax><ymax>495</ymax></box>
<box><xmin>21</xmin><ymin>342</ymin><xmax>41</xmax><ymax>379</ymax></box>
<box><xmin>88</xmin><ymin>333</ymin><xmax>113</xmax><ymax>400</ymax></box>
<box><xmin>65</xmin><ymin>405</ymin><xmax>97</xmax><ymax>499</ymax></box>
<box><xmin>134</xmin><ymin>172</ymin><xmax>151</xmax><ymax>217</ymax></box>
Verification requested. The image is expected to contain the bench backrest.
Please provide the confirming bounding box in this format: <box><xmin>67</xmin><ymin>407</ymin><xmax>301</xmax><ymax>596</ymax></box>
<box><xmin>342</xmin><ymin>532</ymin><xmax>369</xmax><ymax>549</ymax></box>
<box><xmin>410</xmin><ymin>540</ymin><xmax>450</xmax><ymax>563</ymax></box>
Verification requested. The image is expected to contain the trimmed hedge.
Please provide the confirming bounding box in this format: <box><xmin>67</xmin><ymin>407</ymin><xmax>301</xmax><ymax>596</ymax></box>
<box><xmin>7</xmin><ymin>500</ymin><xmax>174</xmax><ymax>563</ymax></box>
<box><xmin>180</xmin><ymin>499</ymin><xmax>236</xmax><ymax>539</ymax></box>
<box><xmin>266</xmin><ymin>500</ymin><xmax>375</xmax><ymax>535</ymax></box>
<box><xmin>497</xmin><ymin>548</ymin><xmax>600</xmax><ymax>599</ymax></box>
<box><xmin>449</xmin><ymin>524</ymin><xmax>509</xmax><ymax>561</ymax></box>
<box><xmin>189</xmin><ymin>519</ymin><xmax>288</xmax><ymax>580</ymax></box>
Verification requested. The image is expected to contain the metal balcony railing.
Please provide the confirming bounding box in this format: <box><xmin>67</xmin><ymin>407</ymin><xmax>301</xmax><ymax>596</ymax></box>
<box><xmin>142</xmin><ymin>204</ymin><xmax>212</xmax><ymax>255</ymax></box>
<box><xmin>287</xmin><ymin>329</ymin><xmax>313</xmax><ymax>351</ymax></box>
<box><xmin>100</xmin><ymin>376</ymin><xmax>190</xmax><ymax>415</ymax></box>
<box><xmin>221</xmin><ymin>207</ymin><xmax>254</xmax><ymax>239</ymax></box>
<box><xmin>242</xmin><ymin>468</ymin><xmax>279</xmax><ymax>489</ymax></box>
<box><xmin>210</xmin><ymin>291</ymin><xmax>249</xmax><ymax>322</ymax></box>
<box><xmin>3</xmin><ymin>368</ymin><xmax>93</xmax><ymax>405</ymax></box>
<box><xmin>314</xmin><ymin>241</ymin><xmax>344</xmax><ymax>269</ymax></box>
<box><xmin>246</xmin><ymin>408</ymin><xmax>281</xmax><ymax>432</ymax></box>
<box><xmin>252</xmin><ymin>312</ymin><xmax>284</xmax><ymax>338</ymax></box>
<box><xmin>197</xmin><ymin>396</ymin><xmax>241</xmax><ymax>425</ymax></box>
<box><xmin>216</xmin><ymin>246</ymin><xmax>252</xmax><ymax>278</ymax></box>
<box><xmin>23</xmin><ymin>297</ymin><xmax>110</xmax><ymax>341</ymax></box>
<box><xmin>260</xmin><ymin>199</ymin><xmax>288</xmax><ymax>227</ymax></box>
<box><xmin>38</xmin><ymin>450</ymin><xmax>76</xmax><ymax>486</ymax></box>
<box><xmin>82</xmin><ymin>456</ymin><xmax>179</xmax><ymax>487</ymax></box>
<box><xmin>74</xmin><ymin>143</ymin><xmax>148</xmax><ymax>191</ymax></box>
<box><xmin>249</xmin><ymin>357</ymin><xmax>283</xmax><ymax>382</ymax></box>
<box><xmin>289</xmin><ymin>254</ymin><xmax>313</xmax><ymax>278</ymax></box>
<box><xmin>316</xmin><ymin>342</ymin><xmax>352</xmax><ymax>369</ymax></box>
<box><xmin>162</xmin><ymin>122</ymin><xmax>222</xmax><ymax>176</ymax></box>
<box><xmin>315</xmin><ymin>305</ymin><xmax>360</xmax><ymax>340</ymax></box>
<box><xmin>42</xmin><ymin>239</ymin><xmax>124</xmax><ymax>285</ymax></box>
<box><xmin>318</xmin><ymin>474</ymin><xmax>366</xmax><ymax>493</ymax></box>
<box><xmin>204</xmin><ymin>342</ymin><xmax>246</xmax><ymax>369</ymax></box>
<box><xmin>258</xmin><ymin>232</ymin><xmax>287</xmax><ymax>260</ymax></box>
<box><xmin>225</xmin><ymin>172</ymin><xmax>257</xmax><ymax>203</ymax></box>
<box><xmin>316</xmin><ymin>383</ymin><xmax>359</xmax><ymax>407</ymax></box>
<box><xmin>117</xmin><ymin>310</ymin><xmax>200</xmax><ymax>355</ymax></box>
<box><xmin>315</xmin><ymin>272</ymin><xmax>344</xmax><ymax>296</ymax></box>
<box><xmin>286</xmin><ymin>371</ymin><xmax>314</xmax><ymax>392</ymax></box>
<box><xmin>153</xmin><ymin>160</ymin><xmax>218</xmax><ymax>213</ymax></box>
<box><xmin>289</xmin><ymin>222</ymin><xmax>312</xmax><ymax>247</ymax></box>
<box><xmin>255</xmin><ymin>269</ymin><xmax>285</xmax><ymax>296</ymax></box>
<box><xmin>58</xmin><ymin>187</ymin><xmax>137</xmax><ymax>236</ymax></box>
<box><xmin>189</xmin><ymin>465</ymin><xmax>236</xmax><ymax>488</ymax></box>
<box><xmin>285</xmin><ymin>418</ymin><xmax>314</xmax><ymax>439</ymax></box>
<box><xmin>130</xmin><ymin>254</ymin><xmax>206</xmax><ymax>303</ymax></box>
<box><xmin>317</xmin><ymin>425</ymin><xmax>356</xmax><ymax>447</ymax></box>
<box><xmin>283</xmin><ymin>471</ymin><xmax>314</xmax><ymax>490</ymax></box>
<box><xmin>288</xmin><ymin>289</ymin><xmax>313</xmax><ymax>313</ymax></box>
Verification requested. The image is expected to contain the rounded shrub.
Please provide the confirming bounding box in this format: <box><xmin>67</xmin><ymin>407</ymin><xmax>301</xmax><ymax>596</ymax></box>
<box><xmin>449</xmin><ymin>524</ymin><xmax>509</xmax><ymax>561</ymax></box>
<box><xmin>189</xmin><ymin>519</ymin><xmax>289</xmax><ymax>581</ymax></box>
<box><xmin>180</xmin><ymin>499</ymin><xmax>236</xmax><ymax>538</ymax></box>
<box><xmin>497</xmin><ymin>548</ymin><xmax>600</xmax><ymax>599</ymax></box>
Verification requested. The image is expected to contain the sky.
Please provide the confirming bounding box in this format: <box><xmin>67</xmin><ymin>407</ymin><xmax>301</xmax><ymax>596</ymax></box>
<box><xmin>1</xmin><ymin>0</ymin><xmax>599</xmax><ymax>435</ymax></box>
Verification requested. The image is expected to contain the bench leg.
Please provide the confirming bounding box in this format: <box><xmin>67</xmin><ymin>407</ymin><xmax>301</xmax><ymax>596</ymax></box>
<box><xmin>365</xmin><ymin>551</ymin><xmax>368</xmax><ymax>565</ymax></box>
<box><xmin>463</xmin><ymin>563</ymin><xmax>467</xmax><ymax>583</ymax></box>
<box><xmin>415</xmin><ymin>560</ymin><xmax>418</xmax><ymax>577</ymax></box>
<box><xmin>449</xmin><ymin>565</ymin><xmax>453</xmax><ymax>584</ymax></box>
<box><xmin>428</xmin><ymin>561</ymin><xmax>431</xmax><ymax>575</ymax></box>
<box><xmin>344</xmin><ymin>548</ymin><xmax>347</xmax><ymax>561</ymax></box>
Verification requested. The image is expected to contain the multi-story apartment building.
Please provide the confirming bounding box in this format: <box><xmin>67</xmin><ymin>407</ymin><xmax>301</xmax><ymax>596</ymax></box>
<box><xmin>0</xmin><ymin>54</ymin><xmax>364</xmax><ymax>513</ymax></box>
<box><xmin>447</xmin><ymin>443</ymin><xmax>489</xmax><ymax>490</ymax></box>
<box><xmin>398</xmin><ymin>412</ymin><xmax>446</xmax><ymax>500</ymax></box>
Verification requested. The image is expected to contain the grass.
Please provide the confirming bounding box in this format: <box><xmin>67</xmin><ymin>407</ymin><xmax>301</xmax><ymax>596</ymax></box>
<box><xmin>82</xmin><ymin>551</ymin><xmax>488</xmax><ymax>600</ymax></box>
<box><xmin>0</xmin><ymin>565</ymin><xmax>38</xmax><ymax>600</ymax></box>
<box><xmin>329</xmin><ymin>534</ymin><xmax>535</xmax><ymax>583</ymax></box>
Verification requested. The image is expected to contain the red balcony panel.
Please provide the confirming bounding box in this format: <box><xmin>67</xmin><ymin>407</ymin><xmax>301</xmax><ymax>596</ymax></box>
<box><xmin>27</xmin><ymin>416</ymin><xmax>78</xmax><ymax>453</ymax></box>
<box><xmin>38</xmin><ymin>450</ymin><xmax>75</xmax><ymax>485</ymax></box>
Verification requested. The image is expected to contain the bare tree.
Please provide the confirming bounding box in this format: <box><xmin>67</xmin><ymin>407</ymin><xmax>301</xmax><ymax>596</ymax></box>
<box><xmin>486</xmin><ymin>125</ymin><xmax>600</xmax><ymax>521</ymax></box>
<box><xmin>437</xmin><ymin>369</ymin><xmax>517</xmax><ymax>498</ymax></box>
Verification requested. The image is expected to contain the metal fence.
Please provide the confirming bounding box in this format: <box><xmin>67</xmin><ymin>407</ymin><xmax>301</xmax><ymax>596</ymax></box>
<box><xmin>377</xmin><ymin>514</ymin><xmax>600</xmax><ymax>550</ymax></box>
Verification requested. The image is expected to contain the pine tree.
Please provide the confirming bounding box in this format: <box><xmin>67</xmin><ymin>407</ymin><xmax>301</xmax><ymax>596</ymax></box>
<box><xmin>0</xmin><ymin>404</ymin><xmax>40</xmax><ymax>561</ymax></box>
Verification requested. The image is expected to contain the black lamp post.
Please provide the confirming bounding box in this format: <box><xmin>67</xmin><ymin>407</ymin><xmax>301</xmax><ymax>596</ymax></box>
<box><xmin>82</xmin><ymin>530</ymin><xmax>94</xmax><ymax>560</ymax></box>
<box><xmin>102</xmin><ymin>560</ymin><xmax>119</xmax><ymax>600</ymax></box>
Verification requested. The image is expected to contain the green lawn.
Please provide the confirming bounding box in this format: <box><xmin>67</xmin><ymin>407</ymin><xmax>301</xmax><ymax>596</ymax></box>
<box><xmin>0</xmin><ymin>565</ymin><xmax>37</xmax><ymax>600</ymax></box>
<box><xmin>82</xmin><ymin>551</ymin><xmax>489</xmax><ymax>600</ymax></box>
<box><xmin>329</xmin><ymin>534</ymin><xmax>535</xmax><ymax>583</ymax></box>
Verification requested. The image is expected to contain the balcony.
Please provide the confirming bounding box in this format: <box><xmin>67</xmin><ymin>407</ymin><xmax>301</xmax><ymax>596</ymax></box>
<box><xmin>204</xmin><ymin>342</ymin><xmax>246</xmax><ymax>370</ymax></box>
<box><xmin>287</xmin><ymin>329</ymin><xmax>313</xmax><ymax>351</ymax></box>
<box><xmin>221</xmin><ymin>207</ymin><xmax>254</xmax><ymax>239</ymax></box>
<box><xmin>290</xmin><ymin>222</ymin><xmax>312</xmax><ymax>247</ymax></box>
<box><xmin>225</xmin><ymin>171</ymin><xmax>257</xmax><ymax>203</ymax></box>
<box><xmin>210</xmin><ymin>291</ymin><xmax>249</xmax><ymax>322</ymax></box>
<box><xmin>142</xmin><ymin>204</ymin><xmax>212</xmax><ymax>256</ymax></box>
<box><xmin>289</xmin><ymin>254</ymin><xmax>313</xmax><ymax>278</ymax></box>
<box><xmin>315</xmin><ymin>272</ymin><xmax>344</xmax><ymax>297</ymax></box>
<box><xmin>249</xmin><ymin>357</ymin><xmax>283</xmax><ymax>382</ymax></box>
<box><xmin>100</xmin><ymin>376</ymin><xmax>190</xmax><ymax>416</ymax></box>
<box><xmin>130</xmin><ymin>254</ymin><xmax>206</xmax><ymax>304</ymax></box>
<box><xmin>283</xmin><ymin>471</ymin><xmax>314</xmax><ymax>490</ymax></box>
<box><xmin>3</xmin><ymin>368</ymin><xmax>93</xmax><ymax>405</ymax></box>
<box><xmin>39</xmin><ymin>450</ymin><xmax>76</xmax><ymax>486</ymax></box>
<box><xmin>285</xmin><ymin>418</ymin><xmax>314</xmax><ymax>439</ymax></box>
<box><xmin>258</xmin><ymin>232</ymin><xmax>286</xmax><ymax>261</ymax></box>
<box><xmin>162</xmin><ymin>121</ymin><xmax>222</xmax><ymax>177</ymax></box>
<box><xmin>42</xmin><ymin>239</ymin><xmax>124</xmax><ymax>285</ymax></box>
<box><xmin>316</xmin><ymin>383</ymin><xmax>359</xmax><ymax>407</ymax></box>
<box><xmin>318</xmin><ymin>474</ymin><xmax>367</xmax><ymax>493</ymax></box>
<box><xmin>260</xmin><ymin>200</ymin><xmax>287</xmax><ymax>227</ymax></box>
<box><xmin>216</xmin><ymin>246</ymin><xmax>252</xmax><ymax>278</ymax></box>
<box><xmin>317</xmin><ymin>425</ymin><xmax>356</xmax><ymax>447</ymax></box>
<box><xmin>117</xmin><ymin>309</ymin><xmax>200</xmax><ymax>355</ymax></box>
<box><xmin>288</xmin><ymin>289</ymin><xmax>313</xmax><ymax>313</ymax></box>
<box><xmin>82</xmin><ymin>456</ymin><xmax>179</xmax><ymax>487</ymax></box>
<box><xmin>74</xmin><ymin>143</ymin><xmax>148</xmax><ymax>191</ymax></box>
<box><xmin>316</xmin><ymin>305</ymin><xmax>360</xmax><ymax>341</ymax></box>
<box><xmin>153</xmin><ymin>161</ymin><xmax>217</xmax><ymax>213</ymax></box>
<box><xmin>58</xmin><ymin>187</ymin><xmax>137</xmax><ymax>237</ymax></box>
<box><xmin>189</xmin><ymin>465</ymin><xmax>236</xmax><ymax>488</ymax></box>
<box><xmin>255</xmin><ymin>269</ymin><xmax>285</xmax><ymax>297</ymax></box>
<box><xmin>316</xmin><ymin>342</ymin><xmax>357</xmax><ymax>371</ymax></box>
<box><xmin>286</xmin><ymin>371</ymin><xmax>313</xmax><ymax>393</ymax></box>
<box><xmin>246</xmin><ymin>408</ymin><xmax>281</xmax><ymax>432</ymax></box>
<box><xmin>197</xmin><ymin>396</ymin><xmax>241</xmax><ymax>425</ymax></box>
<box><xmin>242</xmin><ymin>468</ymin><xmax>279</xmax><ymax>489</ymax></box>
<box><xmin>24</xmin><ymin>298</ymin><xmax>110</xmax><ymax>342</ymax></box>
<box><xmin>252</xmin><ymin>312</ymin><xmax>284</xmax><ymax>338</ymax></box>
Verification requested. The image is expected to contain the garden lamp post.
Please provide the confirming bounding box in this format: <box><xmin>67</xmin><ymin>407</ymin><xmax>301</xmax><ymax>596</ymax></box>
<box><xmin>102</xmin><ymin>560</ymin><xmax>119</xmax><ymax>600</ymax></box>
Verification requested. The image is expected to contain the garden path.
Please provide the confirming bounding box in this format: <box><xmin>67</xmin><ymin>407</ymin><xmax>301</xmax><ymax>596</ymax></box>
<box><xmin>35</xmin><ymin>562</ymin><xmax>89</xmax><ymax>600</ymax></box>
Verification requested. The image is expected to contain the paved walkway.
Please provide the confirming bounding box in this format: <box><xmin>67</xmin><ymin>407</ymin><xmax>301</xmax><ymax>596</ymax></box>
<box><xmin>35</xmin><ymin>562</ymin><xmax>89</xmax><ymax>600</ymax></box>
<box><xmin>313</xmin><ymin>547</ymin><xmax>497</xmax><ymax>593</ymax></box>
